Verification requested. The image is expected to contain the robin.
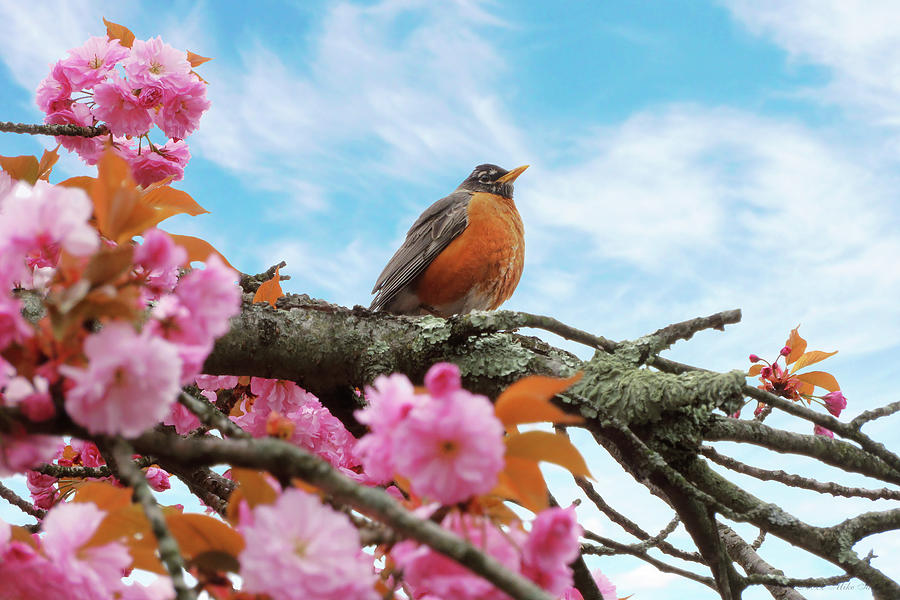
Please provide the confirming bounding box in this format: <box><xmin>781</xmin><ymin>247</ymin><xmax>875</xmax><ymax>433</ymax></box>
<box><xmin>370</xmin><ymin>163</ymin><xmax>528</xmax><ymax>317</ymax></box>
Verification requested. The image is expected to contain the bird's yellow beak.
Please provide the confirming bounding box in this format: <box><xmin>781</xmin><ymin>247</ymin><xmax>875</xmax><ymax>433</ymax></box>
<box><xmin>496</xmin><ymin>164</ymin><xmax>529</xmax><ymax>183</ymax></box>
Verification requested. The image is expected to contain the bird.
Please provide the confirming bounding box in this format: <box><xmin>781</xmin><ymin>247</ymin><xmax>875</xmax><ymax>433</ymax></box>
<box><xmin>370</xmin><ymin>163</ymin><xmax>528</xmax><ymax>317</ymax></box>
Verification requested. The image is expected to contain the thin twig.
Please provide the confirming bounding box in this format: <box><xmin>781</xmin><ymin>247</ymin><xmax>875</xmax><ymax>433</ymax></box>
<box><xmin>700</xmin><ymin>445</ymin><xmax>900</xmax><ymax>500</ymax></box>
<box><xmin>0</xmin><ymin>480</ymin><xmax>46</xmax><ymax>521</ymax></box>
<box><xmin>0</xmin><ymin>120</ymin><xmax>108</xmax><ymax>137</ymax></box>
<box><xmin>851</xmin><ymin>401</ymin><xmax>900</xmax><ymax>429</ymax></box>
<box><xmin>581</xmin><ymin>536</ymin><xmax>716</xmax><ymax>589</ymax></box>
<box><xmin>574</xmin><ymin>476</ymin><xmax>703</xmax><ymax>563</ymax></box>
<box><xmin>102</xmin><ymin>438</ymin><xmax>196</xmax><ymax>600</ymax></box>
<box><xmin>33</xmin><ymin>455</ymin><xmax>157</xmax><ymax>479</ymax></box>
<box><xmin>179</xmin><ymin>390</ymin><xmax>249</xmax><ymax>439</ymax></box>
<box><xmin>649</xmin><ymin>309</ymin><xmax>743</xmax><ymax>349</ymax></box>
<box><xmin>238</xmin><ymin>261</ymin><xmax>290</xmax><ymax>294</ymax></box>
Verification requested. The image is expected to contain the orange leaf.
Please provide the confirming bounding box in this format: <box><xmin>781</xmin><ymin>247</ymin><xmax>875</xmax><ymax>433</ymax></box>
<box><xmin>165</xmin><ymin>512</ymin><xmax>245</xmax><ymax>560</ymax></box>
<box><xmin>142</xmin><ymin>186</ymin><xmax>209</xmax><ymax>217</ymax></box>
<box><xmin>10</xmin><ymin>526</ymin><xmax>38</xmax><ymax>549</ymax></box>
<box><xmin>789</xmin><ymin>350</ymin><xmax>838</xmax><ymax>374</ymax></box>
<box><xmin>0</xmin><ymin>154</ymin><xmax>39</xmax><ymax>184</ymax></box>
<box><xmin>37</xmin><ymin>145</ymin><xmax>61</xmax><ymax>180</ymax></box>
<box><xmin>253</xmin><ymin>266</ymin><xmax>283</xmax><ymax>307</ymax></box>
<box><xmin>494</xmin><ymin>373</ymin><xmax>583</xmax><ymax>428</ymax></box>
<box><xmin>167</xmin><ymin>234</ymin><xmax>236</xmax><ymax>270</ymax></box>
<box><xmin>72</xmin><ymin>480</ymin><xmax>133</xmax><ymax>511</ymax></box>
<box><xmin>505</xmin><ymin>431</ymin><xmax>592</xmax><ymax>479</ymax></box>
<box><xmin>58</xmin><ymin>175</ymin><xmax>96</xmax><ymax>196</ymax></box>
<box><xmin>91</xmin><ymin>150</ymin><xmax>161</xmax><ymax>243</ymax></box>
<box><xmin>794</xmin><ymin>370</ymin><xmax>840</xmax><ymax>392</ymax></box>
<box><xmin>225</xmin><ymin>468</ymin><xmax>278</xmax><ymax>525</ymax></box>
<box><xmin>785</xmin><ymin>325</ymin><xmax>807</xmax><ymax>365</ymax></box>
<box><xmin>493</xmin><ymin>456</ymin><xmax>548</xmax><ymax>512</ymax></box>
<box><xmin>187</xmin><ymin>51</ymin><xmax>213</xmax><ymax>67</ymax></box>
<box><xmin>103</xmin><ymin>17</ymin><xmax>135</xmax><ymax>48</ymax></box>
<box><xmin>747</xmin><ymin>364</ymin><xmax>763</xmax><ymax>377</ymax></box>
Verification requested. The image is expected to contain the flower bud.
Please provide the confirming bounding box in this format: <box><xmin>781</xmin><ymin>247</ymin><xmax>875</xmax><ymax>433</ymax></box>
<box><xmin>780</xmin><ymin>345</ymin><xmax>791</xmax><ymax>356</ymax></box>
<box><xmin>749</xmin><ymin>354</ymin><xmax>760</xmax><ymax>363</ymax></box>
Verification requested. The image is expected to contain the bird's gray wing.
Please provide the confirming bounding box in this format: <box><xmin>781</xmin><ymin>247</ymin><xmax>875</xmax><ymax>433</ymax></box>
<box><xmin>370</xmin><ymin>189</ymin><xmax>471</xmax><ymax>311</ymax></box>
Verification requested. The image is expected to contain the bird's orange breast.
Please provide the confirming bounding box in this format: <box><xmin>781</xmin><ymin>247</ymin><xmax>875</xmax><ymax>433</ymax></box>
<box><xmin>415</xmin><ymin>192</ymin><xmax>524</xmax><ymax>312</ymax></box>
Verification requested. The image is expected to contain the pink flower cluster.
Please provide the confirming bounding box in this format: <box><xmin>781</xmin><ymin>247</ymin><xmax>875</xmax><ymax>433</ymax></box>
<box><xmin>0</xmin><ymin>173</ymin><xmax>239</xmax><ymax>441</ymax></box>
<box><xmin>0</xmin><ymin>501</ymin><xmax>172</xmax><ymax>599</ymax></box>
<box><xmin>354</xmin><ymin>362</ymin><xmax>505</xmax><ymax>504</ymax></box>
<box><xmin>36</xmin><ymin>34</ymin><xmax>209</xmax><ymax>186</ymax></box>
<box><xmin>170</xmin><ymin>375</ymin><xmax>362</xmax><ymax>474</ymax></box>
<box><xmin>392</xmin><ymin>505</ymin><xmax>582</xmax><ymax>598</ymax></box>
<box><xmin>237</xmin><ymin>487</ymin><xmax>377</xmax><ymax>600</ymax></box>
<box><xmin>60</xmin><ymin>244</ymin><xmax>240</xmax><ymax>436</ymax></box>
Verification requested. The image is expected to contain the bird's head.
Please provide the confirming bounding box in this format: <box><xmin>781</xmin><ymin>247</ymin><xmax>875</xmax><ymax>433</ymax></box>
<box><xmin>458</xmin><ymin>163</ymin><xmax>529</xmax><ymax>199</ymax></box>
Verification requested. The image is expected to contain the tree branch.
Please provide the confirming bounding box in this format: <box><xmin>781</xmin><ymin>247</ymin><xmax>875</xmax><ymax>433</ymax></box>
<box><xmin>130</xmin><ymin>431</ymin><xmax>556</xmax><ymax>600</ymax></box>
<box><xmin>101</xmin><ymin>438</ymin><xmax>195</xmax><ymax>600</ymax></box>
<box><xmin>0</xmin><ymin>120</ymin><xmax>108</xmax><ymax>137</ymax></box>
<box><xmin>700</xmin><ymin>445</ymin><xmax>900</xmax><ymax>500</ymax></box>
<box><xmin>0</xmin><ymin>480</ymin><xmax>46</xmax><ymax>521</ymax></box>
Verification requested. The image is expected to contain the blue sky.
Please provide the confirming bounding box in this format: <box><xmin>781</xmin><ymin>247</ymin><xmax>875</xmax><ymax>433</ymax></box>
<box><xmin>1</xmin><ymin>1</ymin><xmax>899</xmax><ymax>598</ymax></box>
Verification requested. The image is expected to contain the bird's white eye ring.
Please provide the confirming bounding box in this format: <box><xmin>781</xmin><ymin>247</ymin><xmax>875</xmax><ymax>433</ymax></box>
<box><xmin>478</xmin><ymin>173</ymin><xmax>491</xmax><ymax>183</ymax></box>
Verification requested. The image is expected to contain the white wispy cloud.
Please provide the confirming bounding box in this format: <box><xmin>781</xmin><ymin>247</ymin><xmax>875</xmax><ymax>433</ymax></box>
<box><xmin>195</xmin><ymin>0</ymin><xmax>530</xmax><ymax>203</ymax></box>
<box><xmin>724</xmin><ymin>0</ymin><xmax>900</xmax><ymax>126</ymax></box>
<box><xmin>517</xmin><ymin>104</ymin><xmax>900</xmax><ymax>363</ymax></box>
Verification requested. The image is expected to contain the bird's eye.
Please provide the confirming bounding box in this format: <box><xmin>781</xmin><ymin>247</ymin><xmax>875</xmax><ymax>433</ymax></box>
<box><xmin>478</xmin><ymin>173</ymin><xmax>492</xmax><ymax>183</ymax></box>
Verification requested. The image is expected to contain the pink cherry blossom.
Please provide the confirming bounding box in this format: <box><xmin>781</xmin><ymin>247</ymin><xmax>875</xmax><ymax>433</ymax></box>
<box><xmin>154</xmin><ymin>78</ymin><xmax>210</xmax><ymax>139</ymax></box>
<box><xmin>60</xmin><ymin>36</ymin><xmax>129</xmax><ymax>89</ymax></box>
<box><xmin>424</xmin><ymin>361</ymin><xmax>462</xmax><ymax>398</ymax></box>
<box><xmin>195</xmin><ymin>374</ymin><xmax>239</xmax><ymax>391</ymax></box>
<box><xmin>3</xmin><ymin>375</ymin><xmax>54</xmax><ymax>421</ymax></box>
<box><xmin>130</xmin><ymin>140</ymin><xmax>191</xmax><ymax>187</ymax></box>
<box><xmin>0</xmin><ymin>431</ymin><xmax>59</xmax><ymax>476</ymax></box>
<box><xmin>593</xmin><ymin>569</ymin><xmax>618</xmax><ymax>600</ymax></box>
<box><xmin>238</xmin><ymin>488</ymin><xmax>377</xmax><ymax>600</ymax></box>
<box><xmin>0</xmin><ymin>520</ymin><xmax>72</xmax><ymax>599</ymax></box>
<box><xmin>42</xmin><ymin>501</ymin><xmax>132</xmax><ymax>598</ymax></box>
<box><xmin>35</xmin><ymin>61</ymin><xmax>73</xmax><ymax>113</ymax></box>
<box><xmin>813</xmin><ymin>424</ymin><xmax>834</xmax><ymax>438</ymax></box>
<box><xmin>145</xmin><ymin>466</ymin><xmax>171</xmax><ymax>491</ymax></box>
<box><xmin>392</xmin><ymin>512</ymin><xmax>523</xmax><ymax>600</ymax></box>
<box><xmin>123</xmin><ymin>37</ymin><xmax>192</xmax><ymax>89</ymax></box>
<box><xmin>45</xmin><ymin>102</ymin><xmax>104</xmax><ymax>164</ymax></box>
<box><xmin>0</xmin><ymin>170</ymin><xmax>13</xmax><ymax>200</ymax></box>
<box><xmin>524</xmin><ymin>505</ymin><xmax>582</xmax><ymax>571</ymax></box>
<box><xmin>232</xmin><ymin>378</ymin><xmax>359</xmax><ymax>469</ymax></box>
<box><xmin>27</xmin><ymin>469</ymin><xmax>59</xmax><ymax>509</ymax></box>
<box><xmin>136</xmin><ymin>228</ymin><xmax>188</xmax><ymax>275</ymax></box>
<box><xmin>0</xmin><ymin>293</ymin><xmax>32</xmax><ymax>349</ymax></box>
<box><xmin>393</xmin><ymin>386</ymin><xmax>505</xmax><ymax>504</ymax></box>
<box><xmin>149</xmin><ymin>255</ymin><xmax>240</xmax><ymax>381</ymax></box>
<box><xmin>163</xmin><ymin>396</ymin><xmax>204</xmax><ymax>434</ymax></box>
<box><xmin>823</xmin><ymin>391</ymin><xmax>847</xmax><ymax>417</ymax></box>
<box><xmin>172</xmin><ymin>254</ymin><xmax>241</xmax><ymax>341</ymax></box>
<box><xmin>354</xmin><ymin>373</ymin><xmax>422</xmax><ymax>483</ymax></box>
<box><xmin>136</xmin><ymin>84</ymin><xmax>165</xmax><ymax>109</ymax></box>
<box><xmin>521</xmin><ymin>505</ymin><xmax>582</xmax><ymax>595</ymax></box>
<box><xmin>92</xmin><ymin>73</ymin><xmax>153</xmax><ymax>136</ymax></box>
<box><xmin>60</xmin><ymin>321</ymin><xmax>182</xmax><ymax>436</ymax></box>
<box><xmin>0</xmin><ymin>181</ymin><xmax>99</xmax><ymax>286</ymax></box>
